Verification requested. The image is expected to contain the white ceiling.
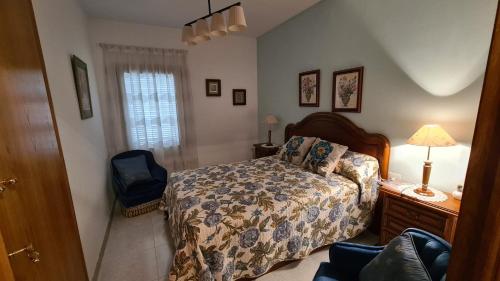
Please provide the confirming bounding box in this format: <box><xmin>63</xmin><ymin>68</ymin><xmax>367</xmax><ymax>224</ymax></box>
<box><xmin>78</xmin><ymin>0</ymin><xmax>321</xmax><ymax>37</ymax></box>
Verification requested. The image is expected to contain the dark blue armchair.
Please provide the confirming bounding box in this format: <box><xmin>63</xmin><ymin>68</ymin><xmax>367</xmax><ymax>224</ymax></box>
<box><xmin>313</xmin><ymin>228</ymin><xmax>451</xmax><ymax>281</ymax></box>
<box><xmin>111</xmin><ymin>150</ymin><xmax>168</xmax><ymax>217</ymax></box>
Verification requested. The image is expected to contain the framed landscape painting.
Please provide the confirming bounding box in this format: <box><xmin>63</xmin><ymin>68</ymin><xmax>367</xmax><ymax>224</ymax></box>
<box><xmin>299</xmin><ymin>69</ymin><xmax>320</xmax><ymax>107</ymax></box>
<box><xmin>71</xmin><ymin>55</ymin><xmax>93</xmax><ymax>119</ymax></box>
<box><xmin>206</xmin><ymin>79</ymin><xmax>221</xmax><ymax>97</ymax></box>
<box><xmin>332</xmin><ymin>67</ymin><xmax>364</xmax><ymax>112</ymax></box>
<box><xmin>233</xmin><ymin>89</ymin><xmax>246</xmax><ymax>105</ymax></box>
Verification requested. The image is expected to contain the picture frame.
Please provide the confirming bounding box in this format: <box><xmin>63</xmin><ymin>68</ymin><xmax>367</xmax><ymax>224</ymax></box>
<box><xmin>299</xmin><ymin>69</ymin><xmax>320</xmax><ymax>107</ymax></box>
<box><xmin>206</xmin><ymin>79</ymin><xmax>221</xmax><ymax>97</ymax></box>
<box><xmin>232</xmin><ymin>89</ymin><xmax>247</xmax><ymax>105</ymax></box>
<box><xmin>71</xmin><ymin>55</ymin><xmax>93</xmax><ymax>119</ymax></box>
<box><xmin>332</xmin><ymin>66</ymin><xmax>364</xmax><ymax>113</ymax></box>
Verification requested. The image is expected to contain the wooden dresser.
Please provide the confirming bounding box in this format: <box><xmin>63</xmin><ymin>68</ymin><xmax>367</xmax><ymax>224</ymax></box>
<box><xmin>379</xmin><ymin>181</ymin><xmax>461</xmax><ymax>245</ymax></box>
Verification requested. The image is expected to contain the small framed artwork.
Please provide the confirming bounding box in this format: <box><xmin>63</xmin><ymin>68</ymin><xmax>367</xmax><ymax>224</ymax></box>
<box><xmin>233</xmin><ymin>89</ymin><xmax>246</xmax><ymax>105</ymax></box>
<box><xmin>299</xmin><ymin>69</ymin><xmax>320</xmax><ymax>107</ymax></box>
<box><xmin>332</xmin><ymin>66</ymin><xmax>364</xmax><ymax>112</ymax></box>
<box><xmin>71</xmin><ymin>55</ymin><xmax>93</xmax><ymax>119</ymax></box>
<box><xmin>206</xmin><ymin>79</ymin><xmax>221</xmax><ymax>97</ymax></box>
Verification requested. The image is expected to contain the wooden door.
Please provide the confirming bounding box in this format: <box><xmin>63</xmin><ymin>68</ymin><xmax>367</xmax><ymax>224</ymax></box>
<box><xmin>447</xmin><ymin>3</ymin><xmax>500</xmax><ymax>281</ymax></box>
<box><xmin>0</xmin><ymin>0</ymin><xmax>88</xmax><ymax>280</ymax></box>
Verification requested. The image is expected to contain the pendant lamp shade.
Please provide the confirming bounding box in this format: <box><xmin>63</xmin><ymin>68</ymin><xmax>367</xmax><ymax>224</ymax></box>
<box><xmin>194</xmin><ymin>19</ymin><xmax>211</xmax><ymax>42</ymax></box>
<box><xmin>210</xmin><ymin>13</ymin><xmax>227</xmax><ymax>37</ymax></box>
<box><xmin>228</xmin><ymin>5</ymin><xmax>247</xmax><ymax>32</ymax></box>
<box><xmin>181</xmin><ymin>25</ymin><xmax>196</xmax><ymax>45</ymax></box>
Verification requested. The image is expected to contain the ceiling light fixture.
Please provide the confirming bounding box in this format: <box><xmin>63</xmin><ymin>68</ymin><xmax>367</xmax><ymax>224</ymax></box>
<box><xmin>181</xmin><ymin>1</ymin><xmax>247</xmax><ymax>46</ymax></box>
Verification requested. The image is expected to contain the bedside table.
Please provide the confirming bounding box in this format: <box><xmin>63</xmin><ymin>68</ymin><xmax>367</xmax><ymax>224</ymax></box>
<box><xmin>253</xmin><ymin>143</ymin><xmax>280</xmax><ymax>159</ymax></box>
<box><xmin>379</xmin><ymin>181</ymin><xmax>461</xmax><ymax>245</ymax></box>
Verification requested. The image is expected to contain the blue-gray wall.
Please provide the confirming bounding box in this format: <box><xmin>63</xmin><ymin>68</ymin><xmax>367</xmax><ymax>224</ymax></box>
<box><xmin>257</xmin><ymin>0</ymin><xmax>497</xmax><ymax>191</ymax></box>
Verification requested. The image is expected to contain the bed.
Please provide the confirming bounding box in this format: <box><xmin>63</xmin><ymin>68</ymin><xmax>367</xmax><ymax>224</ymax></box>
<box><xmin>160</xmin><ymin>112</ymin><xmax>390</xmax><ymax>281</ymax></box>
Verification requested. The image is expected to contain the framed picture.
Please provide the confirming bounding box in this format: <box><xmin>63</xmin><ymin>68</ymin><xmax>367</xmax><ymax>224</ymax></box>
<box><xmin>71</xmin><ymin>55</ymin><xmax>93</xmax><ymax>119</ymax></box>
<box><xmin>299</xmin><ymin>69</ymin><xmax>320</xmax><ymax>107</ymax></box>
<box><xmin>206</xmin><ymin>79</ymin><xmax>221</xmax><ymax>96</ymax></box>
<box><xmin>233</xmin><ymin>89</ymin><xmax>246</xmax><ymax>105</ymax></box>
<box><xmin>332</xmin><ymin>66</ymin><xmax>364</xmax><ymax>112</ymax></box>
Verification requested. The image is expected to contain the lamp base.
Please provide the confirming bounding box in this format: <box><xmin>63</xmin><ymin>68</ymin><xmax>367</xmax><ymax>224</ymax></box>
<box><xmin>414</xmin><ymin>187</ymin><xmax>435</xmax><ymax>197</ymax></box>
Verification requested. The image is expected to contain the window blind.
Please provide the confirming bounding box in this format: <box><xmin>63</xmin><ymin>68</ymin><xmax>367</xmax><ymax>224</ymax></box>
<box><xmin>123</xmin><ymin>72</ymin><xmax>180</xmax><ymax>149</ymax></box>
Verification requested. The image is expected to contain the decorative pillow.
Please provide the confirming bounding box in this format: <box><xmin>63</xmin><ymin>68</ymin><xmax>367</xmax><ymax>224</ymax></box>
<box><xmin>301</xmin><ymin>139</ymin><xmax>348</xmax><ymax>177</ymax></box>
<box><xmin>277</xmin><ymin>136</ymin><xmax>316</xmax><ymax>165</ymax></box>
<box><xmin>359</xmin><ymin>233</ymin><xmax>432</xmax><ymax>281</ymax></box>
<box><xmin>113</xmin><ymin>155</ymin><xmax>153</xmax><ymax>187</ymax></box>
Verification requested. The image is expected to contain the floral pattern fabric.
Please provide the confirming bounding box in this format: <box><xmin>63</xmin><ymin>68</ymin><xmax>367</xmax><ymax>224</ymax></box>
<box><xmin>160</xmin><ymin>156</ymin><xmax>380</xmax><ymax>281</ymax></box>
<box><xmin>302</xmin><ymin>139</ymin><xmax>348</xmax><ymax>177</ymax></box>
<box><xmin>335</xmin><ymin>150</ymin><xmax>380</xmax><ymax>205</ymax></box>
<box><xmin>277</xmin><ymin>136</ymin><xmax>316</xmax><ymax>165</ymax></box>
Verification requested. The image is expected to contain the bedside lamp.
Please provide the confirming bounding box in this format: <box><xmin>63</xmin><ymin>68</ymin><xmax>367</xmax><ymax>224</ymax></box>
<box><xmin>407</xmin><ymin>124</ymin><xmax>456</xmax><ymax>196</ymax></box>
<box><xmin>265</xmin><ymin>115</ymin><xmax>279</xmax><ymax>146</ymax></box>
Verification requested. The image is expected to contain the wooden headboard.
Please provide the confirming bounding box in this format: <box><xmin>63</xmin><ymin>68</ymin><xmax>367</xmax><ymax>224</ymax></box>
<box><xmin>284</xmin><ymin>112</ymin><xmax>391</xmax><ymax>179</ymax></box>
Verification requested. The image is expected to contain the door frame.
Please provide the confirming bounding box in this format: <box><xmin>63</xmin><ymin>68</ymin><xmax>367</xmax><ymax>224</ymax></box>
<box><xmin>0</xmin><ymin>232</ymin><xmax>14</xmax><ymax>281</ymax></box>
<box><xmin>446</xmin><ymin>3</ymin><xmax>500</xmax><ymax>280</ymax></box>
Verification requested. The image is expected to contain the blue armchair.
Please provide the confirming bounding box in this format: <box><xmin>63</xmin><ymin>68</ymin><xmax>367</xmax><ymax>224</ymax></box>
<box><xmin>111</xmin><ymin>150</ymin><xmax>168</xmax><ymax>217</ymax></box>
<box><xmin>313</xmin><ymin>228</ymin><xmax>451</xmax><ymax>281</ymax></box>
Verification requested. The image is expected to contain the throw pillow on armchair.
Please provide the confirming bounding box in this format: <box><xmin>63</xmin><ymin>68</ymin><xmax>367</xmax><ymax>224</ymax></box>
<box><xmin>359</xmin><ymin>233</ymin><xmax>431</xmax><ymax>281</ymax></box>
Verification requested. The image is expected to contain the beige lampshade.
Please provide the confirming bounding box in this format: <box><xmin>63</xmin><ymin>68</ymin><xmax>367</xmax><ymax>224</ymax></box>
<box><xmin>194</xmin><ymin>19</ymin><xmax>211</xmax><ymax>42</ymax></box>
<box><xmin>181</xmin><ymin>25</ymin><xmax>196</xmax><ymax>46</ymax></box>
<box><xmin>407</xmin><ymin>124</ymin><xmax>457</xmax><ymax>147</ymax></box>
<box><xmin>265</xmin><ymin>115</ymin><xmax>278</xmax><ymax>125</ymax></box>
<box><xmin>210</xmin><ymin>13</ymin><xmax>227</xmax><ymax>37</ymax></box>
<box><xmin>228</xmin><ymin>5</ymin><xmax>247</xmax><ymax>32</ymax></box>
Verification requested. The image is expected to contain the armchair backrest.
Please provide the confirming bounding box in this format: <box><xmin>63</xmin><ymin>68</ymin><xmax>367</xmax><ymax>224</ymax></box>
<box><xmin>111</xmin><ymin>150</ymin><xmax>157</xmax><ymax>174</ymax></box>
<box><xmin>403</xmin><ymin>228</ymin><xmax>451</xmax><ymax>281</ymax></box>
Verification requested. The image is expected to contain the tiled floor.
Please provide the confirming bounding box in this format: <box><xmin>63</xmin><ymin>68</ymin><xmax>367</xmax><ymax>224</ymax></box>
<box><xmin>97</xmin><ymin>205</ymin><xmax>379</xmax><ymax>281</ymax></box>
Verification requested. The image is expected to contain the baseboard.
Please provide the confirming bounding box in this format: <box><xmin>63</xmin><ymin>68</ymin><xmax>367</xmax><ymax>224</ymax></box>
<box><xmin>91</xmin><ymin>198</ymin><xmax>117</xmax><ymax>281</ymax></box>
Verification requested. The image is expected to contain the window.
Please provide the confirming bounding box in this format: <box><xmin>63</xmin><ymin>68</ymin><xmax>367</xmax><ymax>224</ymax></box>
<box><xmin>123</xmin><ymin>72</ymin><xmax>180</xmax><ymax>149</ymax></box>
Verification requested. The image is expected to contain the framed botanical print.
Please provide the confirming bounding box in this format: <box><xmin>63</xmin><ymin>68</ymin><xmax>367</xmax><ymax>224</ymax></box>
<box><xmin>332</xmin><ymin>67</ymin><xmax>363</xmax><ymax>112</ymax></box>
<box><xmin>206</xmin><ymin>79</ymin><xmax>221</xmax><ymax>96</ymax></box>
<box><xmin>71</xmin><ymin>55</ymin><xmax>93</xmax><ymax>119</ymax></box>
<box><xmin>299</xmin><ymin>69</ymin><xmax>320</xmax><ymax>107</ymax></box>
<box><xmin>233</xmin><ymin>89</ymin><xmax>246</xmax><ymax>105</ymax></box>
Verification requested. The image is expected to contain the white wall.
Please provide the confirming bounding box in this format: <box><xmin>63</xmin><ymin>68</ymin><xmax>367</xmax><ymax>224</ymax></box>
<box><xmin>258</xmin><ymin>0</ymin><xmax>497</xmax><ymax>192</ymax></box>
<box><xmin>88</xmin><ymin>19</ymin><xmax>258</xmax><ymax>167</ymax></box>
<box><xmin>32</xmin><ymin>0</ymin><xmax>113</xmax><ymax>277</ymax></box>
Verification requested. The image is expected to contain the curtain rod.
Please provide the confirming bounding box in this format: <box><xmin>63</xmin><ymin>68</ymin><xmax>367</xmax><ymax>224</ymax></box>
<box><xmin>184</xmin><ymin>2</ymin><xmax>241</xmax><ymax>26</ymax></box>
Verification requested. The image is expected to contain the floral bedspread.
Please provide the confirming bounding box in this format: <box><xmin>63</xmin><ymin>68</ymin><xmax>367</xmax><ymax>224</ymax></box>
<box><xmin>160</xmin><ymin>156</ymin><xmax>379</xmax><ymax>281</ymax></box>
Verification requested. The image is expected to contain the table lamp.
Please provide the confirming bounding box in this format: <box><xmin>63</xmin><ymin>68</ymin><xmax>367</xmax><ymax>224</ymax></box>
<box><xmin>407</xmin><ymin>124</ymin><xmax>456</xmax><ymax>196</ymax></box>
<box><xmin>265</xmin><ymin>115</ymin><xmax>279</xmax><ymax>146</ymax></box>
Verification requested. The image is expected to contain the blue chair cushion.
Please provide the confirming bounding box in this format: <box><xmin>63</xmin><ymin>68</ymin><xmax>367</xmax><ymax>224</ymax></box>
<box><xmin>112</xmin><ymin>155</ymin><xmax>153</xmax><ymax>187</ymax></box>
<box><xmin>359</xmin><ymin>233</ymin><xmax>431</xmax><ymax>281</ymax></box>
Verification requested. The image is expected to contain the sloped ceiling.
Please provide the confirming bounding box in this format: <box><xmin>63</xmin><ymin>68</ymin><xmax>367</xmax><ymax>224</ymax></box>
<box><xmin>79</xmin><ymin>0</ymin><xmax>321</xmax><ymax>37</ymax></box>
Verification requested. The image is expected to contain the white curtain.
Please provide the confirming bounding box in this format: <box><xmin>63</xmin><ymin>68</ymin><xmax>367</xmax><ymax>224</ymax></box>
<box><xmin>99</xmin><ymin>43</ymin><xmax>198</xmax><ymax>171</ymax></box>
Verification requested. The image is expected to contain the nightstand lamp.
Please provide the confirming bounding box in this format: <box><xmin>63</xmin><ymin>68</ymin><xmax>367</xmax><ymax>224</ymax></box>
<box><xmin>407</xmin><ymin>124</ymin><xmax>457</xmax><ymax>196</ymax></box>
<box><xmin>265</xmin><ymin>115</ymin><xmax>278</xmax><ymax>147</ymax></box>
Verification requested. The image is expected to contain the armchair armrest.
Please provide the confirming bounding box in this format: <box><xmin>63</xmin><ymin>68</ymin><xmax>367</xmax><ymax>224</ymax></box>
<box><xmin>329</xmin><ymin>242</ymin><xmax>384</xmax><ymax>279</ymax></box>
<box><xmin>150</xmin><ymin>165</ymin><xmax>168</xmax><ymax>183</ymax></box>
